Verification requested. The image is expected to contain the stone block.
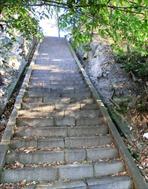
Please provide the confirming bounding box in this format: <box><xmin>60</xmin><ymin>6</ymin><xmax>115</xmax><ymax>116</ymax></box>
<box><xmin>87</xmin><ymin>148</ymin><xmax>118</xmax><ymax>161</ymax></box>
<box><xmin>94</xmin><ymin>161</ymin><xmax>124</xmax><ymax>177</ymax></box>
<box><xmin>59</xmin><ymin>164</ymin><xmax>93</xmax><ymax>180</ymax></box>
<box><xmin>2</xmin><ymin>167</ymin><xmax>57</xmax><ymax>183</ymax></box>
<box><xmin>65</xmin><ymin>149</ymin><xmax>86</xmax><ymax>162</ymax></box>
<box><xmin>87</xmin><ymin>176</ymin><xmax>132</xmax><ymax>189</ymax></box>
<box><xmin>37</xmin><ymin>138</ymin><xmax>64</xmax><ymax>148</ymax></box>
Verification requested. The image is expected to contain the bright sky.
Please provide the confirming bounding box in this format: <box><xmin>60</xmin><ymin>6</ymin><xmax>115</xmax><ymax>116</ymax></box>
<box><xmin>40</xmin><ymin>16</ymin><xmax>59</xmax><ymax>37</ymax></box>
<box><xmin>39</xmin><ymin>15</ymin><xmax>66</xmax><ymax>37</ymax></box>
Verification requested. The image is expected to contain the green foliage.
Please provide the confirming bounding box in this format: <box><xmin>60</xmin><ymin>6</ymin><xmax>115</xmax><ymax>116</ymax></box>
<box><xmin>117</xmin><ymin>53</ymin><xmax>148</xmax><ymax>79</ymax></box>
<box><xmin>1</xmin><ymin>0</ymin><xmax>148</xmax><ymax>59</ymax></box>
<box><xmin>58</xmin><ymin>0</ymin><xmax>148</xmax><ymax>80</ymax></box>
<box><xmin>59</xmin><ymin>0</ymin><xmax>148</xmax><ymax>55</ymax></box>
<box><xmin>0</xmin><ymin>0</ymin><xmax>43</xmax><ymax>39</ymax></box>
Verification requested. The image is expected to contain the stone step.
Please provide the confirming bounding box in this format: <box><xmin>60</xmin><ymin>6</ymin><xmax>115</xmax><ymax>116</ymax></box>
<box><xmin>16</xmin><ymin>116</ymin><xmax>105</xmax><ymax>127</ymax></box>
<box><xmin>36</xmin><ymin>180</ymin><xmax>87</xmax><ymax>189</ymax></box>
<box><xmin>30</xmin><ymin>76</ymin><xmax>84</xmax><ymax>81</ymax></box>
<box><xmin>10</xmin><ymin>138</ymin><xmax>64</xmax><ymax>149</ymax></box>
<box><xmin>23</xmin><ymin>96</ymin><xmax>94</xmax><ymax>104</ymax></box>
<box><xmin>64</xmin><ymin>135</ymin><xmax>112</xmax><ymax>148</ymax></box>
<box><xmin>30</xmin><ymin>82</ymin><xmax>88</xmax><ymax>89</ymax></box>
<box><xmin>18</xmin><ymin>109</ymin><xmax>102</xmax><ymax>119</ymax></box>
<box><xmin>26</xmin><ymin>89</ymin><xmax>91</xmax><ymax>97</ymax></box>
<box><xmin>2</xmin><ymin>161</ymin><xmax>124</xmax><ymax>183</ymax></box>
<box><xmin>14</xmin><ymin>125</ymin><xmax>108</xmax><ymax>138</ymax></box>
<box><xmin>21</xmin><ymin>102</ymin><xmax>98</xmax><ymax>110</ymax></box>
<box><xmin>31</xmin><ymin>72</ymin><xmax>82</xmax><ymax>77</ymax></box>
<box><xmin>35</xmin><ymin>176</ymin><xmax>132</xmax><ymax>189</ymax></box>
<box><xmin>10</xmin><ymin>135</ymin><xmax>113</xmax><ymax>149</ymax></box>
<box><xmin>25</xmin><ymin>92</ymin><xmax>92</xmax><ymax>99</ymax></box>
<box><xmin>27</xmin><ymin>87</ymin><xmax>90</xmax><ymax>94</ymax></box>
<box><xmin>6</xmin><ymin>147</ymin><xmax>118</xmax><ymax>164</ymax></box>
<box><xmin>43</xmin><ymin>96</ymin><xmax>93</xmax><ymax>104</ymax></box>
<box><xmin>28</xmin><ymin>85</ymin><xmax>89</xmax><ymax>91</ymax></box>
<box><xmin>30</xmin><ymin>79</ymin><xmax>86</xmax><ymax>86</ymax></box>
<box><xmin>30</xmin><ymin>73</ymin><xmax>83</xmax><ymax>79</ymax></box>
<box><xmin>87</xmin><ymin>176</ymin><xmax>132</xmax><ymax>189</ymax></box>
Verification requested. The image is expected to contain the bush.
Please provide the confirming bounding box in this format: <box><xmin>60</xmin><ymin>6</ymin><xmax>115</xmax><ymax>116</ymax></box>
<box><xmin>116</xmin><ymin>52</ymin><xmax>148</xmax><ymax>80</ymax></box>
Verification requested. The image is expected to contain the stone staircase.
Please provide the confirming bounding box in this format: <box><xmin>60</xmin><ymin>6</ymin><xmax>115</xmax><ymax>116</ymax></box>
<box><xmin>0</xmin><ymin>37</ymin><xmax>132</xmax><ymax>188</ymax></box>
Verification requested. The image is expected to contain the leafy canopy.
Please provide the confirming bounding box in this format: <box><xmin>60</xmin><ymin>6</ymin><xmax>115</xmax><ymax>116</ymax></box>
<box><xmin>0</xmin><ymin>0</ymin><xmax>148</xmax><ymax>54</ymax></box>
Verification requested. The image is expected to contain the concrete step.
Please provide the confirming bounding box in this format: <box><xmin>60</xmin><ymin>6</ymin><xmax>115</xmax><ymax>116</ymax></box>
<box><xmin>21</xmin><ymin>102</ymin><xmax>98</xmax><ymax>111</ymax></box>
<box><xmin>23</xmin><ymin>96</ymin><xmax>94</xmax><ymax>104</ymax></box>
<box><xmin>36</xmin><ymin>180</ymin><xmax>87</xmax><ymax>189</ymax></box>
<box><xmin>25</xmin><ymin>89</ymin><xmax>91</xmax><ymax>97</ymax></box>
<box><xmin>10</xmin><ymin>137</ymin><xmax>65</xmax><ymax>149</ymax></box>
<box><xmin>30</xmin><ymin>79</ymin><xmax>87</xmax><ymax>87</ymax></box>
<box><xmin>2</xmin><ymin>161</ymin><xmax>124</xmax><ymax>183</ymax></box>
<box><xmin>6</xmin><ymin>147</ymin><xmax>118</xmax><ymax>164</ymax></box>
<box><xmin>26</xmin><ymin>90</ymin><xmax>91</xmax><ymax>98</ymax></box>
<box><xmin>42</xmin><ymin>93</ymin><xmax>92</xmax><ymax>101</ymax></box>
<box><xmin>10</xmin><ymin>135</ymin><xmax>113</xmax><ymax>149</ymax></box>
<box><xmin>30</xmin><ymin>83</ymin><xmax>88</xmax><ymax>89</ymax></box>
<box><xmin>64</xmin><ymin>135</ymin><xmax>112</xmax><ymax>148</ymax></box>
<box><xmin>14</xmin><ymin>125</ymin><xmax>108</xmax><ymax>138</ymax></box>
<box><xmin>27</xmin><ymin>87</ymin><xmax>90</xmax><ymax>95</ymax></box>
<box><xmin>33</xmin><ymin>75</ymin><xmax>83</xmax><ymax>79</ymax></box>
<box><xmin>87</xmin><ymin>176</ymin><xmax>132</xmax><ymax>189</ymax></box>
<box><xmin>16</xmin><ymin>116</ymin><xmax>105</xmax><ymax>127</ymax></box>
<box><xmin>35</xmin><ymin>176</ymin><xmax>132</xmax><ymax>189</ymax></box>
<box><xmin>28</xmin><ymin>85</ymin><xmax>89</xmax><ymax>91</ymax></box>
<box><xmin>18</xmin><ymin>109</ymin><xmax>102</xmax><ymax>119</ymax></box>
<box><xmin>31</xmin><ymin>73</ymin><xmax>83</xmax><ymax>78</ymax></box>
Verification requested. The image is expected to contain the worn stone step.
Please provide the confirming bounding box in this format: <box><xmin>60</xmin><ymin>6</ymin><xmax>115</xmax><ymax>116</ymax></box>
<box><xmin>29</xmin><ymin>83</ymin><xmax>88</xmax><ymax>90</ymax></box>
<box><xmin>1</xmin><ymin>167</ymin><xmax>58</xmax><ymax>183</ymax></box>
<box><xmin>64</xmin><ymin>110</ymin><xmax>102</xmax><ymax>119</ymax></box>
<box><xmin>87</xmin><ymin>176</ymin><xmax>132</xmax><ymax>189</ymax></box>
<box><xmin>67</xmin><ymin>126</ymin><xmax>108</xmax><ymax>137</ymax></box>
<box><xmin>36</xmin><ymin>180</ymin><xmax>87</xmax><ymax>189</ymax></box>
<box><xmin>30</xmin><ymin>83</ymin><xmax>88</xmax><ymax>90</ymax></box>
<box><xmin>76</xmin><ymin>117</ymin><xmax>105</xmax><ymax>126</ymax></box>
<box><xmin>17</xmin><ymin>117</ymin><xmax>55</xmax><ymax>127</ymax></box>
<box><xmin>30</xmin><ymin>79</ymin><xmax>86</xmax><ymax>86</ymax></box>
<box><xmin>16</xmin><ymin>116</ymin><xmax>105</xmax><ymax>127</ymax></box>
<box><xmin>10</xmin><ymin>137</ymin><xmax>64</xmax><ymax>149</ymax></box>
<box><xmin>80</xmin><ymin>103</ymin><xmax>98</xmax><ymax>110</ymax></box>
<box><xmin>6</xmin><ymin>150</ymin><xmax>64</xmax><ymax>164</ymax></box>
<box><xmin>21</xmin><ymin>102</ymin><xmax>98</xmax><ymax>111</ymax></box>
<box><xmin>58</xmin><ymin>161</ymin><xmax>124</xmax><ymax>180</ymax></box>
<box><xmin>22</xmin><ymin>96</ymin><xmax>70</xmax><ymax>104</ymax></box>
<box><xmin>43</xmin><ymin>96</ymin><xmax>93</xmax><ymax>104</ymax></box>
<box><xmin>30</xmin><ymin>76</ymin><xmax>84</xmax><ymax>81</ymax></box>
<box><xmin>23</xmin><ymin>96</ymin><xmax>94</xmax><ymax>104</ymax></box>
<box><xmin>26</xmin><ymin>90</ymin><xmax>91</xmax><ymax>98</ymax></box>
<box><xmin>54</xmin><ymin>102</ymin><xmax>99</xmax><ymax>111</ymax></box>
<box><xmin>27</xmin><ymin>87</ymin><xmax>90</xmax><ymax>95</ymax></box>
<box><xmin>18</xmin><ymin>110</ymin><xmax>65</xmax><ymax>119</ymax></box>
<box><xmin>18</xmin><ymin>109</ymin><xmax>102</xmax><ymax>119</ymax></box>
<box><xmin>43</xmin><ymin>93</ymin><xmax>92</xmax><ymax>102</ymax></box>
<box><xmin>30</xmin><ymin>72</ymin><xmax>82</xmax><ymax>76</ymax></box>
<box><xmin>10</xmin><ymin>135</ymin><xmax>112</xmax><ymax>149</ymax></box>
<box><xmin>22</xmin><ymin>97</ymin><xmax>94</xmax><ymax>106</ymax></box>
<box><xmin>16</xmin><ymin>117</ymin><xmax>76</xmax><ymax>127</ymax></box>
<box><xmin>21</xmin><ymin>103</ymin><xmax>55</xmax><ymax>111</ymax></box>
<box><xmin>6</xmin><ymin>147</ymin><xmax>118</xmax><ymax>164</ymax></box>
<box><xmin>14</xmin><ymin>125</ymin><xmax>108</xmax><ymax>138</ymax></box>
<box><xmin>35</xmin><ymin>176</ymin><xmax>132</xmax><ymax>189</ymax></box>
<box><xmin>1</xmin><ymin>161</ymin><xmax>124</xmax><ymax>183</ymax></box>
<box><xmin>65</xmin><ymin>135</ymin><xmax>112</xmax><ymax>148</ymax></box>
<box><xmin>31</xmin><ymin>74</ymin><xmax>83</xmax><ymax>79</ymax></box>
